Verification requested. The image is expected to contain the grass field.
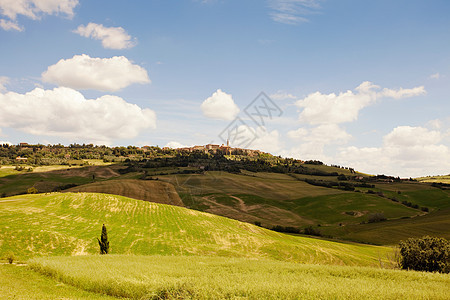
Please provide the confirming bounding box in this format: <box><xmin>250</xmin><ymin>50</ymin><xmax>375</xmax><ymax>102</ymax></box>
<box><xmin>0</xmin><ymin>193</ymin><xmax>392</xmax><ymax>266</ymax></box>
<box><xmin>0</xmin><ymin>264</ymin><xmax>115</xmax><ymax>299</ymax></box>
<box><xmin>0</xmin><ymin>164</ymin><xmax>123</xmax><ymax>197</ymax></box>
<box><xmin>28</xmin><ymin>255</ymin><xmax>450</xmax><ymax>299</ymax></box>
<box><xmin>417</xmin><ymin>175</ymin><xmax>450</xmax><ymax>184</ymax></box>
<box><xmin>321</xmin><ymin>208</ymin><xmax>450</xmax><ymax>245</ymax></box>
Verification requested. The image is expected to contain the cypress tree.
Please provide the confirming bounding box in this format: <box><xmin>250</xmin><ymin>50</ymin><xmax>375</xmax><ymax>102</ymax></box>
<box><xmin>97</xmin><ymin>224</ymin><xmax>110</xmax><ymax>254</ymax></box>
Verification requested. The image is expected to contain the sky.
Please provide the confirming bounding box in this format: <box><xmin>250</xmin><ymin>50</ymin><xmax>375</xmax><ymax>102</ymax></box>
<box><xmin>0</xmin><ymin>0</ymin><xmax>449</xmax><ymax>177</ymax></box>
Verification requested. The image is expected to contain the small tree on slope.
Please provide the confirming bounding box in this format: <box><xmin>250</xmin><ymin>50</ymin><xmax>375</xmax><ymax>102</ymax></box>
<box><xmin>97</xmin><ymin>224</ymin><xmax>110</xmax><ymax>254</ymax></box>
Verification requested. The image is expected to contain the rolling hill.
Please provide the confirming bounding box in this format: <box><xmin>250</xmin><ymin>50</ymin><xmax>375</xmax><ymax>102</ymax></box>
<box><xmin>65</xmin><ymin>179</ymin><xmax>183</xmax><ymax>206</ymax></box>
<box><xmin>0</xmin><ymin>192</ymin><xmax>391</xmax><ymax>267</ymax></box>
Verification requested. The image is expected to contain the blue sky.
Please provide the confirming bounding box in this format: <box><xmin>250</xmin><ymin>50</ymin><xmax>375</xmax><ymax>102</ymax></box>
<box><xmin>0</xmin><ymin>0</ymin><xmax>449</xmax><ymax>177</ymax></box>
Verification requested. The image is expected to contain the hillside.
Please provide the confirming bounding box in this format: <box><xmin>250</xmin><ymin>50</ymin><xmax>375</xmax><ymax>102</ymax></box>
<box><xmin>65</xmin><ymin>179</ymin><xmax>183</xmax><ymax>206</ymax></box>
<box><xmin>1</xmin><ymin>148</ymin><xmax>449</xmax><ymax>246</ymax></box>
<box><xmin>0</xmin><ymin>192</ymin><xmax>391</xmax><ymax>267</ymax></box>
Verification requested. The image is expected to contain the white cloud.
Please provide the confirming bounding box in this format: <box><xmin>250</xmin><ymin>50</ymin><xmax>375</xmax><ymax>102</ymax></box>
<box><xmin>268</xmin><ymin>0</ymin><xmax>321</xmax><ymax>25</ymax></box>
<box><xmin>42</xmin><ymin>54</ymin><xmax>150</xmax><ymax>92</ymax></box>
<box><xmin>380</xmin><ymin>86</ymin><xmax>426</xmax><ymax>99</ymax></box>
<box><xmin>0</xmin><ymin>87</ymin><xmax>156</xmax><ymax>144</ymax></box>
<box><xmin>0</xmin><ymin>0</ymin><xmax>78</xmax><ymax>19</ymax></box>
<box><xmin>295</xmin><ymin>81</ymin><xmax>425</xmax><ymax>125</ymax></box>
<box><xmin>270</xmin><ymin>91</ymin><xmax>296</xmax><ymax>100</ymax></box>
<box><xmin>0</xmin><ymin>19</ymin><xmax>22</xmax><ymax>31</ymax></box>
<box><xmin>201</xmin><ymin>89</ymin><xmax>240</xmax><ymax>121</ymax></box>
<box><xmin>336</xmin><ymin>126</ymin><xmax>450</xmax><ymax>177</ymax></box>
<box><xmin>74</xmin><ymin>23</ymin><xmax>136</xmax><ymax>49</ymax></box>
<box><xmin>430</xmin><ymin>73</ymin><xmax>440</xmax><ymax>80</ymax></box>
<box><xmin>287</xmin><ymin>127</ymin><xmax>308</xmax><ymax>139</ymax></box>
<box><xmin>427</xmin><ymin>119</ymin><xmax>442</xmax><ymax>130</ymax></box>
<box><xmin>165</xmin><ymin>141</ymin><xmax>187</xmax><ymax>149</ymax></box>
<box><xmin>0</xmin><ymin>0</ymin><xmax>78</xmax><ymax>31</ymax></box>
<box><xmin>228</xmin><ymin>125</ymin><xmax>281</xmax><ymax>153</ymax></box>
<box><xmin>384</xmin><ymin>126</ymin><xmax>441</xmax><ymax>147</ymax></box>
<box><xmin>0</xmin><ymin>76</ymin><xmax>9</xmax><ymax>92</ymax></box>
<box><xmin>285</xmin><ymin>124</ymin><xmax>352</xmax><ymax>161</ymax></box>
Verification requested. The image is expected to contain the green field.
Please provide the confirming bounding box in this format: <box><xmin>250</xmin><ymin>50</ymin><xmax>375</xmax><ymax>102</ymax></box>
<box><xmin>27</xmin><ymin>255</ymin><xmax>450</xmax><ymax>299</ymax></box>
<box><xmin>2</xmin><ymin>163</ymin><xmax>449</xmax><ymax>246</ymax></box>
<box><xmin>417</xmin><ymin>175</ymin><xmax>450</xmax><ymax>184</ymax></box>
<box><xmin>159</xmin><ymin>172</ymin><xmax>433</xmax><ymax>229</ymax></box>
<box><xmin>0</xmin><ymin>193</ymin><xmax>392</xmax><ymax>266</ymax></box>
<box><xmin>0</xmin><ymin>164</ymin><xmax>124</xmax><ymax>197</ymax></box>
<box><xmin>0</xmin><ymin>264</ymin><xmax>115</xmax><ymax>299</ymax></box>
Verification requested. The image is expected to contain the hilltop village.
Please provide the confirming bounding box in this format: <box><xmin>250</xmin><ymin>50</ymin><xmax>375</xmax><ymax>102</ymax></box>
<box><xmin>163</xmin><ymin>141</ymin><xmax>263</xmax><ymax>157</ymax></box>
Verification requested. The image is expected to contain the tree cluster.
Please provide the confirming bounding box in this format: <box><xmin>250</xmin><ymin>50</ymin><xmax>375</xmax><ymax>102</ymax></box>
<box><xmin>399</xmin><ymin>236</ymin><xmax>449</xmax><ymax>273</ymax></box>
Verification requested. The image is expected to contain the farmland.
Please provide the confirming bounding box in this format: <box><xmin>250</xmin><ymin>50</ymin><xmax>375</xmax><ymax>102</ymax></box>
<box><xmin>0</xmin><ymin>193</ymin><xmax>391</xmax><ymax>266</ymax></box>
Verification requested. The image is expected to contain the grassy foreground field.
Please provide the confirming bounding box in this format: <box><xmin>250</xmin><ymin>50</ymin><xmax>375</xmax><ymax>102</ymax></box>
<box><xmin>0</xmin><ymin>264</ymin><xmax>116</xmax><ymax>299</ymax></box>
<box><xmin>0</xmin><ymin>193</ymin><xmax>391</xmax><ymax>266</ymax></box>
<box><xmin>28</xmin><ymin>255</ymin><xmax>450</xmax><ymax>299</ymax></box>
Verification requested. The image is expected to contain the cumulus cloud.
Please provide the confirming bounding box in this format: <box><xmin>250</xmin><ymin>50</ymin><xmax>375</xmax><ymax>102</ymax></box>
<box><xmin>42</xmin><ymin>54</ymin><xmax>150</xmax><ymax>92</ymax></box>
<box><xmin>0</xmin><ymin>0</ymin><xmax>78</xmax><ymax>30</ymax></box>
<box><xmin>201</xmin><ymin>89</ymin><xmax>240</xmax><ymax>121</ymax></box>
<box><xmin>74</xmin><ymin>23</ymin><xmax>136</xmax><ymax>49</ymax></box>
<box><xmin>427</xmin><ymin>119</ymin><xmax>442</xmax><ymax>130</ymax></box>
<box><xmin>285</xmin><ymin>124</ymin><xmax>352</xmax><ymax>160</ymax></box>
<box><xmin>165</xmin><ymin>141</ymin><xmax>187</xmax><ymax>149</ymax></box>
<box><xmin>0</xmin><ymin>76</ymin><xmax>9</xmax><ymax>92</ymax></box>
<box><xmin>268</xmin><ymin>0</ymin><xmax>321</xmax><ymax>25</ymax></box>
<box><xmin>270</xmin><ymin>91</ymin><xmax>297</xmax><ymax>100</ymax></box>
<box><xmin>430</xmin><ymin>73</ymin><xmax>440</xmax><ymax>80</ymax></box>
<box><xmin>227</xmin><ymin>125</ymin><xmax>281</xmax><ymax>153</ymax></box>
<box><xmin>0</xmin><ymin>19</ymin><xmax>22</xmax><ymax>31</ymax></box>
<box><xmin>384</xmin><ymin>126</ymin><xmax>441</xmax><ymax>147</ymax></box>
<box><xmin>380</xmin><ymin>86</ymin><xmax>426</xmax><ymax>99</ymax></box>
<box><xmin>336</xmin><ymin>126</ymin><xmax>450</xmax><ymax>177</ymax></box>
<box><xmin>0</xmin><ymin>87</ymin><xmax>156</xmax><ymax>144</ymax></box>
<box><xmin>295</xmin><ymin>81</ymin><xmax>425</xmax><ymax>125</ymax></box>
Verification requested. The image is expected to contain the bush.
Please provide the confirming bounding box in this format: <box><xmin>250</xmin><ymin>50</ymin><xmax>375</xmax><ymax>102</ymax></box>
<box><xmin>399</xmin><ymin>236</ymin><xmax>450</xmax><ymax>273</ymax></box>
<box><xmin>367</xmin><ymin>212</ymin><xmax>386</xmax><ymax>223</ymax></box>
<box><xmin>4</xmin><ymin>251</ymin><xmax>15</xmax><ymax>264</ymax></box>
<box><xmin>304</xmin><ymin>226</ymin><xmax>321</xmax><ymax>236</ymax></box>
<box><xmin>27</xmin><ymin>187</ymin><xmax>38</xmax><ymax>194</ymax></box>
<box><xmin>271</xmin><ymin>225</ymin><xmax>300</xmax><ymax>234</ymax></box>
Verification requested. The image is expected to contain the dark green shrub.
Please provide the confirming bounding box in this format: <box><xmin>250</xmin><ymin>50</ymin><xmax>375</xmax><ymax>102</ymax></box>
<box><xmin>97</xmin><ymin>224</ymin><xmax>110</xmax><ymax>254</ymax></box>
<box><xmin>399</xmin><ymin>236</ymin><xmax>450</xmax><ymax>273</ymax></box>
<box><xmin>367</xmin><ymin>212</ymin><xmax>386</xmax><ymax>223</ymax></box>
<box><xmin>304</xmin><ymin>226</ymin><xmax>321</xmax><ymax>236</ymax></box>
<box><xmin>4</xmin><ymin>251</ymin><xmax>15</xmax><ymax>264</ymax></box>
<box><xmin>27</xmin><ymin>187</ymin><xmax>38</xmax><ymax>194</ymax></box>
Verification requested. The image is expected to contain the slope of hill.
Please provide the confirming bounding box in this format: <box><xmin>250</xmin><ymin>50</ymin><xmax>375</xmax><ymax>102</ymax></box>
<box><xmin>65</xmin><ymin>179</ymin><xmax>183</xmax><ymax>206</ymax></box>
<box><xmin>159</xmin><ymin>172</ymin><xmax>423</xmax><ymax>228</ymax></box>
<box><xmin>417</xmin><ymin>175</ymin><xmax>450</xmax><ymax>184</ymax></box>
<box><xmin>0</xmin><ymin>193</ymin><xmax>391</xmax><ymax>267</ymax></box>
